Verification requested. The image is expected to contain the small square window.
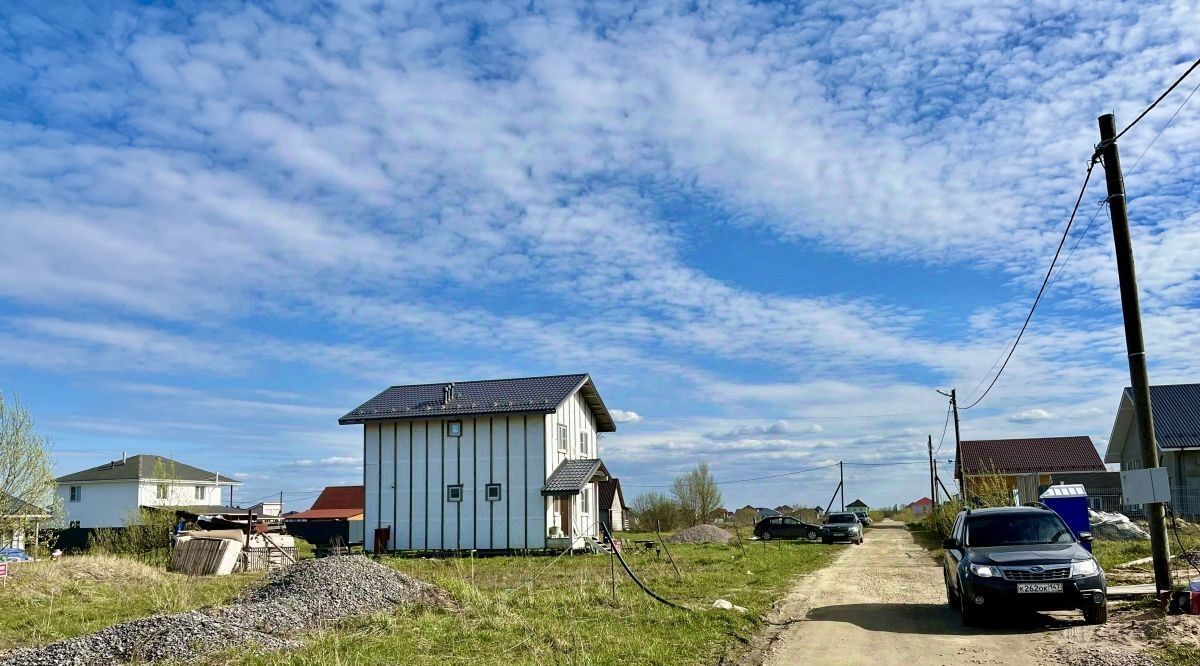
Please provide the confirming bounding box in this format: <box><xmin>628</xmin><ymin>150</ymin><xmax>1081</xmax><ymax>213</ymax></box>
<box><xmin>194</xmin><ymin>485</ymin><xmax>206</xmax><ymax>500</ymax></box>
<box><xmin>157</xmin><ymin>484</ymin><xmax>168</xmax><ymax>500</ymax></box>
<box><xmin>447</xmin><ymin>420</ymin><xmax>463</xmax><ymax>437</ymax></box>
<box><xmin>447</xmin><ymin>484</ymin><xmax>463</xmax><ymax>502</ymax></box>
<box><xmin>485</xmin><ymin>483</ymin><xmax>502</xmax><ymax>502</ymax></box>
<box><xmin>69</xmin><ymin>486</ymin><xmax>82</xmax><ymax>502</ymax></box>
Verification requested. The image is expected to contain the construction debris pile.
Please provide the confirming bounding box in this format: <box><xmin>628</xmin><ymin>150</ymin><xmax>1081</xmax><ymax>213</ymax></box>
<box><xmin>1089</xmin><ymin>510</ymin><xmax>1151</xmax><ymax>541</ymax></box>
<box><xmin>1</xmin><ymin>556</ymin><xmax>458</xmax><ymax>666</ymax></box>
<box><xmin>667</xmin><ymin>524</ymin><xmax>733</xmax><ymax>545</ymax></box>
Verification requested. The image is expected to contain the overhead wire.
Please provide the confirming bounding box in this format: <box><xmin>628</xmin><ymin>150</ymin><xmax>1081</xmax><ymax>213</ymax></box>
<box><xmin>960</xmin><ymin>161</ymin><xmax>1097</xmax><ymax>410</ymax></box>
<box><xmin>622</xmin><ymin>459</ymin><xmax>934</xmax><ymax>488</ymax></box>
<box><xmin>1113</xmin><ymin>56</ymin><xmax>1200</xmax><ymax>142</ymax></box>
<box><xmin>933</xmin><ymin>402</ymin><xmax>952</xmax><ymax>455</ymax></box>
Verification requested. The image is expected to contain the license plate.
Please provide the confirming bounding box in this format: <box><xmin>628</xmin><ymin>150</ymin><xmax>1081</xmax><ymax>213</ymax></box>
<box><xmin>1017</xmin><ymin>583</ymin><xmax>1063</xmax><ymax>594</ymax></box>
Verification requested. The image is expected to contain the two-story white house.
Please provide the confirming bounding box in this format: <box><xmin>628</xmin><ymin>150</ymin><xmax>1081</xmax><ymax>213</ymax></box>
<box><xmin>339</xmin><ymin>373</ymin><xmax>617</xmax><ymax>552</ymax></box>
<box><xmin>56</xmin><ymin>454</ymin><xmax>241</xmax><ymax>528</ymax></box>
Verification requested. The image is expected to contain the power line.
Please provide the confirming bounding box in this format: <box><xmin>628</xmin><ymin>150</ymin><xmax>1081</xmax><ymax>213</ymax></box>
<box><xmin>960</xmin><ymin>161</ymin><xmax>1097</xmax><ymax>410</ymax></box>
<box><xmin>631</xmin><ymin>411</ymin><xmax>930</xmax><ymax>421</ymax></box>
<box><xmin>933</xmin><ymin>402</ymin><xmax>952</xmax><ymax>455</ymax></box>
<box><xmin>622</xmin><ymin>458</ymin><xmax>936</xmax><ymax>488</ymax></box>
<box><xmin>1038</xmin><ymin>69</ymin><xmax>1200</xmax><ymax>300</ymax></box>
<box><xmin>1114</xmin><ymin>56</ymin><xmax>1200</xmax><ymax>142</ymax></box>
<box><xmin>1127</xmin><ymin>77</ymin><xmax>1200</xmax><ymax>174</ymax></box>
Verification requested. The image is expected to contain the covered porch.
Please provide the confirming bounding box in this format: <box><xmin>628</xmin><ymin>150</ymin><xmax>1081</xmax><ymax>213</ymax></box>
<box><xmin>541</xmin><ymin>458</ymin><xmax>610</xmax><ymax>549</ymax></box>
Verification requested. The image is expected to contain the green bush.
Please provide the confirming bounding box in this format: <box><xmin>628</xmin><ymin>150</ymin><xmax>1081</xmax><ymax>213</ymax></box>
<box><xmin>88</xmin><ymin>508</ymin><xmax>175</xmax><ymax>563</ymax></box>
<box><xmin>923</xmin><ymin>471</ymin><xmax>1013</xmax><ymax>540</ymax></box>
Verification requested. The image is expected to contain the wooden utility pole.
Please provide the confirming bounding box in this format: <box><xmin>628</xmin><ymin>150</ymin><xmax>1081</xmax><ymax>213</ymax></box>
<box><xmin>928</xmin><ymin>435</ymin><xmax>937</xmax><ymax>506</ymax></box>
<box><xmin>937</xmin><ymin>389</ymin><xmax>963</xmax><ymax>501</ymax></box>
<box><xmin>1097</xmin><ymin>113</ymin><xmax>1172</xmax><ymax>594</ymax></box>
<box><xmin>839</xmin><ymin>461</ymin><xmax>845</xmax><ymax>511</ymax></box>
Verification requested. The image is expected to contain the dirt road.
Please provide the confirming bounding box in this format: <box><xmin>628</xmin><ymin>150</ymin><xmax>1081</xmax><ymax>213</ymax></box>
<box><xmin>758</xmin><ymin>520</ymin><xmax>1080</xmax><ymax>666</ymax></box>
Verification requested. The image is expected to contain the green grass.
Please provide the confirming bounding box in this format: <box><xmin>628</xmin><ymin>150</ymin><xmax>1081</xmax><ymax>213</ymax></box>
<box><xmin>238</xmin><ymin>536</ymin><xmax>838</xmax><ymax>665</ymax></box>
<box><xmin>1092</xmin><ymin>529</ymin><xmax>1200</xmax><ymax>572</ymax></box>
<box><xmin>0</xmin><ymin>555</ymin><xmax>259</xmax><ymax>652</ymax></box>
<box><xmin>1153</xmin><ymin>644</ymin><xmax>1200</xmax><ymax>665</ymax></box>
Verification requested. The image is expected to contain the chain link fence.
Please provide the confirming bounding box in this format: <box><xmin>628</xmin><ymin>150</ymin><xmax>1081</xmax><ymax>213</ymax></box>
<box><xmin>1075</xmin><ymin>487</ymin><xmax>1200</xmax><ymax>520</ymax></box>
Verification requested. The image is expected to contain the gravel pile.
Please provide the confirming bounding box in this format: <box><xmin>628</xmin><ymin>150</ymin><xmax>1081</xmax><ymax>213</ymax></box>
<box><xmin>666</xmin><ymin>524</ymin><xmax>733</xmax><ymax>544</ymax></box>
<box><xmin>1</xmin><ymin>556</ymin><xmax>457</xmax><ymax>666</ymax></box>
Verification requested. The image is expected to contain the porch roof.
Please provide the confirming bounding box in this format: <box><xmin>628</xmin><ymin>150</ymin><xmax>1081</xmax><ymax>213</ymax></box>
<box><xmin>541</xmin><ymin>458</ymin><xmax>610</xmax><ymax>496</ymax></box>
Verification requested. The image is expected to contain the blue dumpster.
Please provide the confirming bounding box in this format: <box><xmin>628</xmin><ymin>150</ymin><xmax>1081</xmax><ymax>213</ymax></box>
<box><xmin>1041</xmin><ymin>484</ymin><xmax>1091</xmax><ymax>552</ymax></box>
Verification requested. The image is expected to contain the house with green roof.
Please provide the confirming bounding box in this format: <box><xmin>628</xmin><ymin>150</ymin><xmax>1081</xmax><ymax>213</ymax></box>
<box><xmin>55</xmin><ymin>454</ymin><xmax>241</xmax><ymax>528</ymax></box>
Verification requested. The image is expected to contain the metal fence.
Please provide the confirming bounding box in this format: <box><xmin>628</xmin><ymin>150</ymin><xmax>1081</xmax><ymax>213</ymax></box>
<box><xmin>1078</xmin><ymin>487</ymin><xmax>1200</xmax><ymax>520</ymax></box>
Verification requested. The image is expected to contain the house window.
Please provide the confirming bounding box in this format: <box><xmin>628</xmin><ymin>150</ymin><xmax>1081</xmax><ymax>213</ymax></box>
<box><xmin>580</xmin><ymin>432</ymin><xmax>590</xmax><ymax>456</ymax></box>
<box><xmin>68</xmin><ymin>520</ymin><xmax>80</xmax><ymax>529</ymax></box>
<box><xmin>194</xmin><ymin>485</ymin><xmax>206</xmax><ymax>500</ymax></box>
<box><xmin>447</xmin><ymin>420</ymin><xmax>463</xmax><ymax>438</ymax></box>
<box><xmin>485</xmin><ymin>483</ymin><xmax>502</xmax><ymax>502</ymax></box>
<box><xmin>447</xmin><ymin>484</ymin><xmax>463</xmax><ymax>502</ymax></box>
<box><xmin>69</xmin><ymin>486</ymin><xmax>82</xmax><ymax>502</ymax></box>
<box><xmin>557</xmin><ymin>424</ymin><xmax>568</xmax><ymax>453</ymax></box>
<box><xmin>157</xmin><ymin>484</ymin><xmax>168</xmax><ymax>500</ymax></box>
<box><xmin>581</xmin><ymin>487</ymin><xmax>590</xmax><ymax>513</ymax></box>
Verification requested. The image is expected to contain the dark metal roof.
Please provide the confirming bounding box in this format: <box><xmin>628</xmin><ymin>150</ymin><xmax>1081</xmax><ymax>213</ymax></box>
<box><xmin>957</xmin><ymin>436</ymin><xmax>1104</xmax><ymax>477</ymax></box>
<box><xmin>338</xmin><ymin>373</ymin><xmax>616</xmax><ymax>432</ymax></box>
<box><xmin>1125</xmin><ymin>384</ymin><xmax>1200</xmax><ymax>449</ymax></box>
<box><xmin>846</xmin><ymin>499</ymin><xmax>869</xmax><ymax>508</ymax></box>
<box><xmin>56</xmin><ymin>455</ymin><xmax>241</xmax><ymax>484</ymax></box>
<box><xmin>542</xmin><ymin>458</ymin><xmax>610</xmax><ymax>496</ymax></box>
<box><xmin>597</xmin><ymin>478</ymin><xmax>627</xmax><ymax>511</ymax></box>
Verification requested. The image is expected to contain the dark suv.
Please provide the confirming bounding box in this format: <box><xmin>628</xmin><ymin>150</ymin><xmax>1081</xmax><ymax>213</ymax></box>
<box><xmin>943</xmin><ymin>506</ymin><xmax>1106</xmax><ymax>626</ymax></box>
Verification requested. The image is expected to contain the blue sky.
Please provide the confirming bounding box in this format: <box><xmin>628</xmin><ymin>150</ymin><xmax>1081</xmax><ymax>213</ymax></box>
<box><xmin>2</xmin><ymin>1</ymin><xmax>1199</xmax><ymax>512</ymax></box>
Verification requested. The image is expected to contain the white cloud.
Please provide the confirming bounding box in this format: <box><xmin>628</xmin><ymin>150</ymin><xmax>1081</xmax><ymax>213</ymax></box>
<box><xmin>610</xmin><ymin>409</ymin><xmax>643</xmax><ymax>424</ymax></box>
<box><xmin>1006</xmin><ymin>408</ymin><xmax>1056</xmax><ymax>424</ymax></box>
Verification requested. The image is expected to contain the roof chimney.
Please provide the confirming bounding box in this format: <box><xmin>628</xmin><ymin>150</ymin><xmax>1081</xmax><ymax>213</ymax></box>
<box><xmin>443</xmin><ymin>383</ymin><xmax>455</xmax><ymax>405</ymax></box>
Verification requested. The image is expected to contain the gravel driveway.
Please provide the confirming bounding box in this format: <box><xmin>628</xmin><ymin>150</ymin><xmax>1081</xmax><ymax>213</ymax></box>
<box><xmin>755</xmin><ymin>520</ymin><xmax>1084</xmax><ymax>666</ymax></box>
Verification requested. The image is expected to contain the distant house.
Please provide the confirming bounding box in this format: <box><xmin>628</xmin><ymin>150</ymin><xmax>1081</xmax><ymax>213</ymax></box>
<box><xmin>907</xmin><ymin>497</ymin><xmax>933</xmax><ymax>517</ymax></box>
<box><xmin>1</xmin><ymin>492</ymin><xmax>52</xmax><ymax>551</ymax></box>
<box><xmin>55</xmin><ymin>454</ymin><xmax>241</xmax><ymax>528</ymax></box>
<box><xmin>956</xmin><ymin>436</ymin><xmax>1104</xmax><ymax>505</ymax></box>
<box><xmin>284</xmin><ymin>485</ymin><xmax>365</xmax><ymax>546</ymax></box>
<box><xmin>339</xmin><ymin>373</ymin><xmax>616</xmax><ymax>552</ymax></box>
<box><xmin>846</xmin><ymin>499</ymin><xmax>870</xmax><ymax>512</ymax></box>
<box><xmin>596</xmin><ymin>479</ymin><xmax>629</xmax><ymax>532</ymax></box>
<box><xmin>755</xmin><ymin>507</ymin><xmax>782</xmax><ymax>521</ymax></box>
<box><xmin>774</xmin><ymin>504</ymin><xmax>795</xmax><ymax>515</ymax></box>
<box><xmin>1104</xmin><ymin>384</ymin><xmax>1200</xmax><ymax>514</ymax></box>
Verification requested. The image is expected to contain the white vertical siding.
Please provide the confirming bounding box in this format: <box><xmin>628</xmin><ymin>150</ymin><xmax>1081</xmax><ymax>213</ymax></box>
<box><xmin>411</xmin><ymin>420</ymin><xmax>428</xmax><ymax>550</ymax></box>
<box><xmin>524</xmin><ymin>414</ymin><xmax>545</xmax><ymax>548</ymax></box>
<box><xmin>363</xmin><ymin>423</ymin><xmax>380</xmax><ymax>552</ymax></box>
<box><xmin>395</xmin><ymin>422</ymin><xmax>412</xmax><ymax>549</ymax></box>
<box><xmin>542</xmin><ymin>387</ymin><xmax>600</xmax><ymax>539</ymax></box>
<box><xmin>358</xmin><ymin>410</ymin><xmax>557</xmax><ymax>551</ymax></box>
<box><xmin>379</xmin><ymin>423</ymin><xmax>394</xmax><ymax>548</ymax></box>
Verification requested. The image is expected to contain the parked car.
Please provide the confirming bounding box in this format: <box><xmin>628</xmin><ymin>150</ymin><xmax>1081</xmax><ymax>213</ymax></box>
<box><xmin>853</xmin><ymin>511</ymin><xmax>872</xmax><ymax>526</ymax></box>
<box><xmin>0</xmin><ymin>547</ymin><xmax>32</xmax><ymax>562</ymax></box>
<box><xmin>821</xmin><ymin>512</ymin><xmax>864</xmax><ymax>544</ymax></box>
<box><xmin>754</xmin><ymin>515</ymin><xmax>822</xmax><ymax>541</ymax></box>
<box><xmin>942</xmin><ymin>506</ymin><xmax>1106</xmax><ymax>626</ymax></box>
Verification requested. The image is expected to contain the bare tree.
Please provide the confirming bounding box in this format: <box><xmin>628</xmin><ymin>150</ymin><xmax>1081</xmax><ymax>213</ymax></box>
<box><xmin>672</xmin><ymin>461</ymin><xmax>722</xmax><ymax>527</ymax></box>
<box><xmin>0</xmin><ymin>392</ymin><xmax>59</xmax><ymax>543</ymax></box>
<box><xmin>629</xmin><ymin>491</ymin><xmax>680</xmax><ymax>531</ymax></box>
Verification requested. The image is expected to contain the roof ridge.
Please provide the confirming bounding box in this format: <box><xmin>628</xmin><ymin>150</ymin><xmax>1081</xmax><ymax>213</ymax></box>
<box><xmin>386</xmin><ymin>372</ymin><xmax>588</xmax><ymax>389</ymax></box>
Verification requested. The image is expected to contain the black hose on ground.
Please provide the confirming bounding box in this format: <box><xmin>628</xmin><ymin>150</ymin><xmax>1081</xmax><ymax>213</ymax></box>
<box><xmin>600</xmin><ymin>522</ymin><xmax>688</xmax><ymax>611</ymax></box>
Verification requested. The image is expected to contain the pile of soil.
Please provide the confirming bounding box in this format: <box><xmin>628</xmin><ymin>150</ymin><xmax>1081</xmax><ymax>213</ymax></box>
<box><xmin>1045</xmin><ymin>605</ymin><xmax>1200</xmax><ymax>666</ymax></box>
<box><xmin>667</xmin><ymin>524</ymin><xmax>733</xmax><ymax>544</ymax></box>
<box><xmin>1</xmin><ymin>556</ymin><xmax>458</xmax><ymax>666</ymax></box>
